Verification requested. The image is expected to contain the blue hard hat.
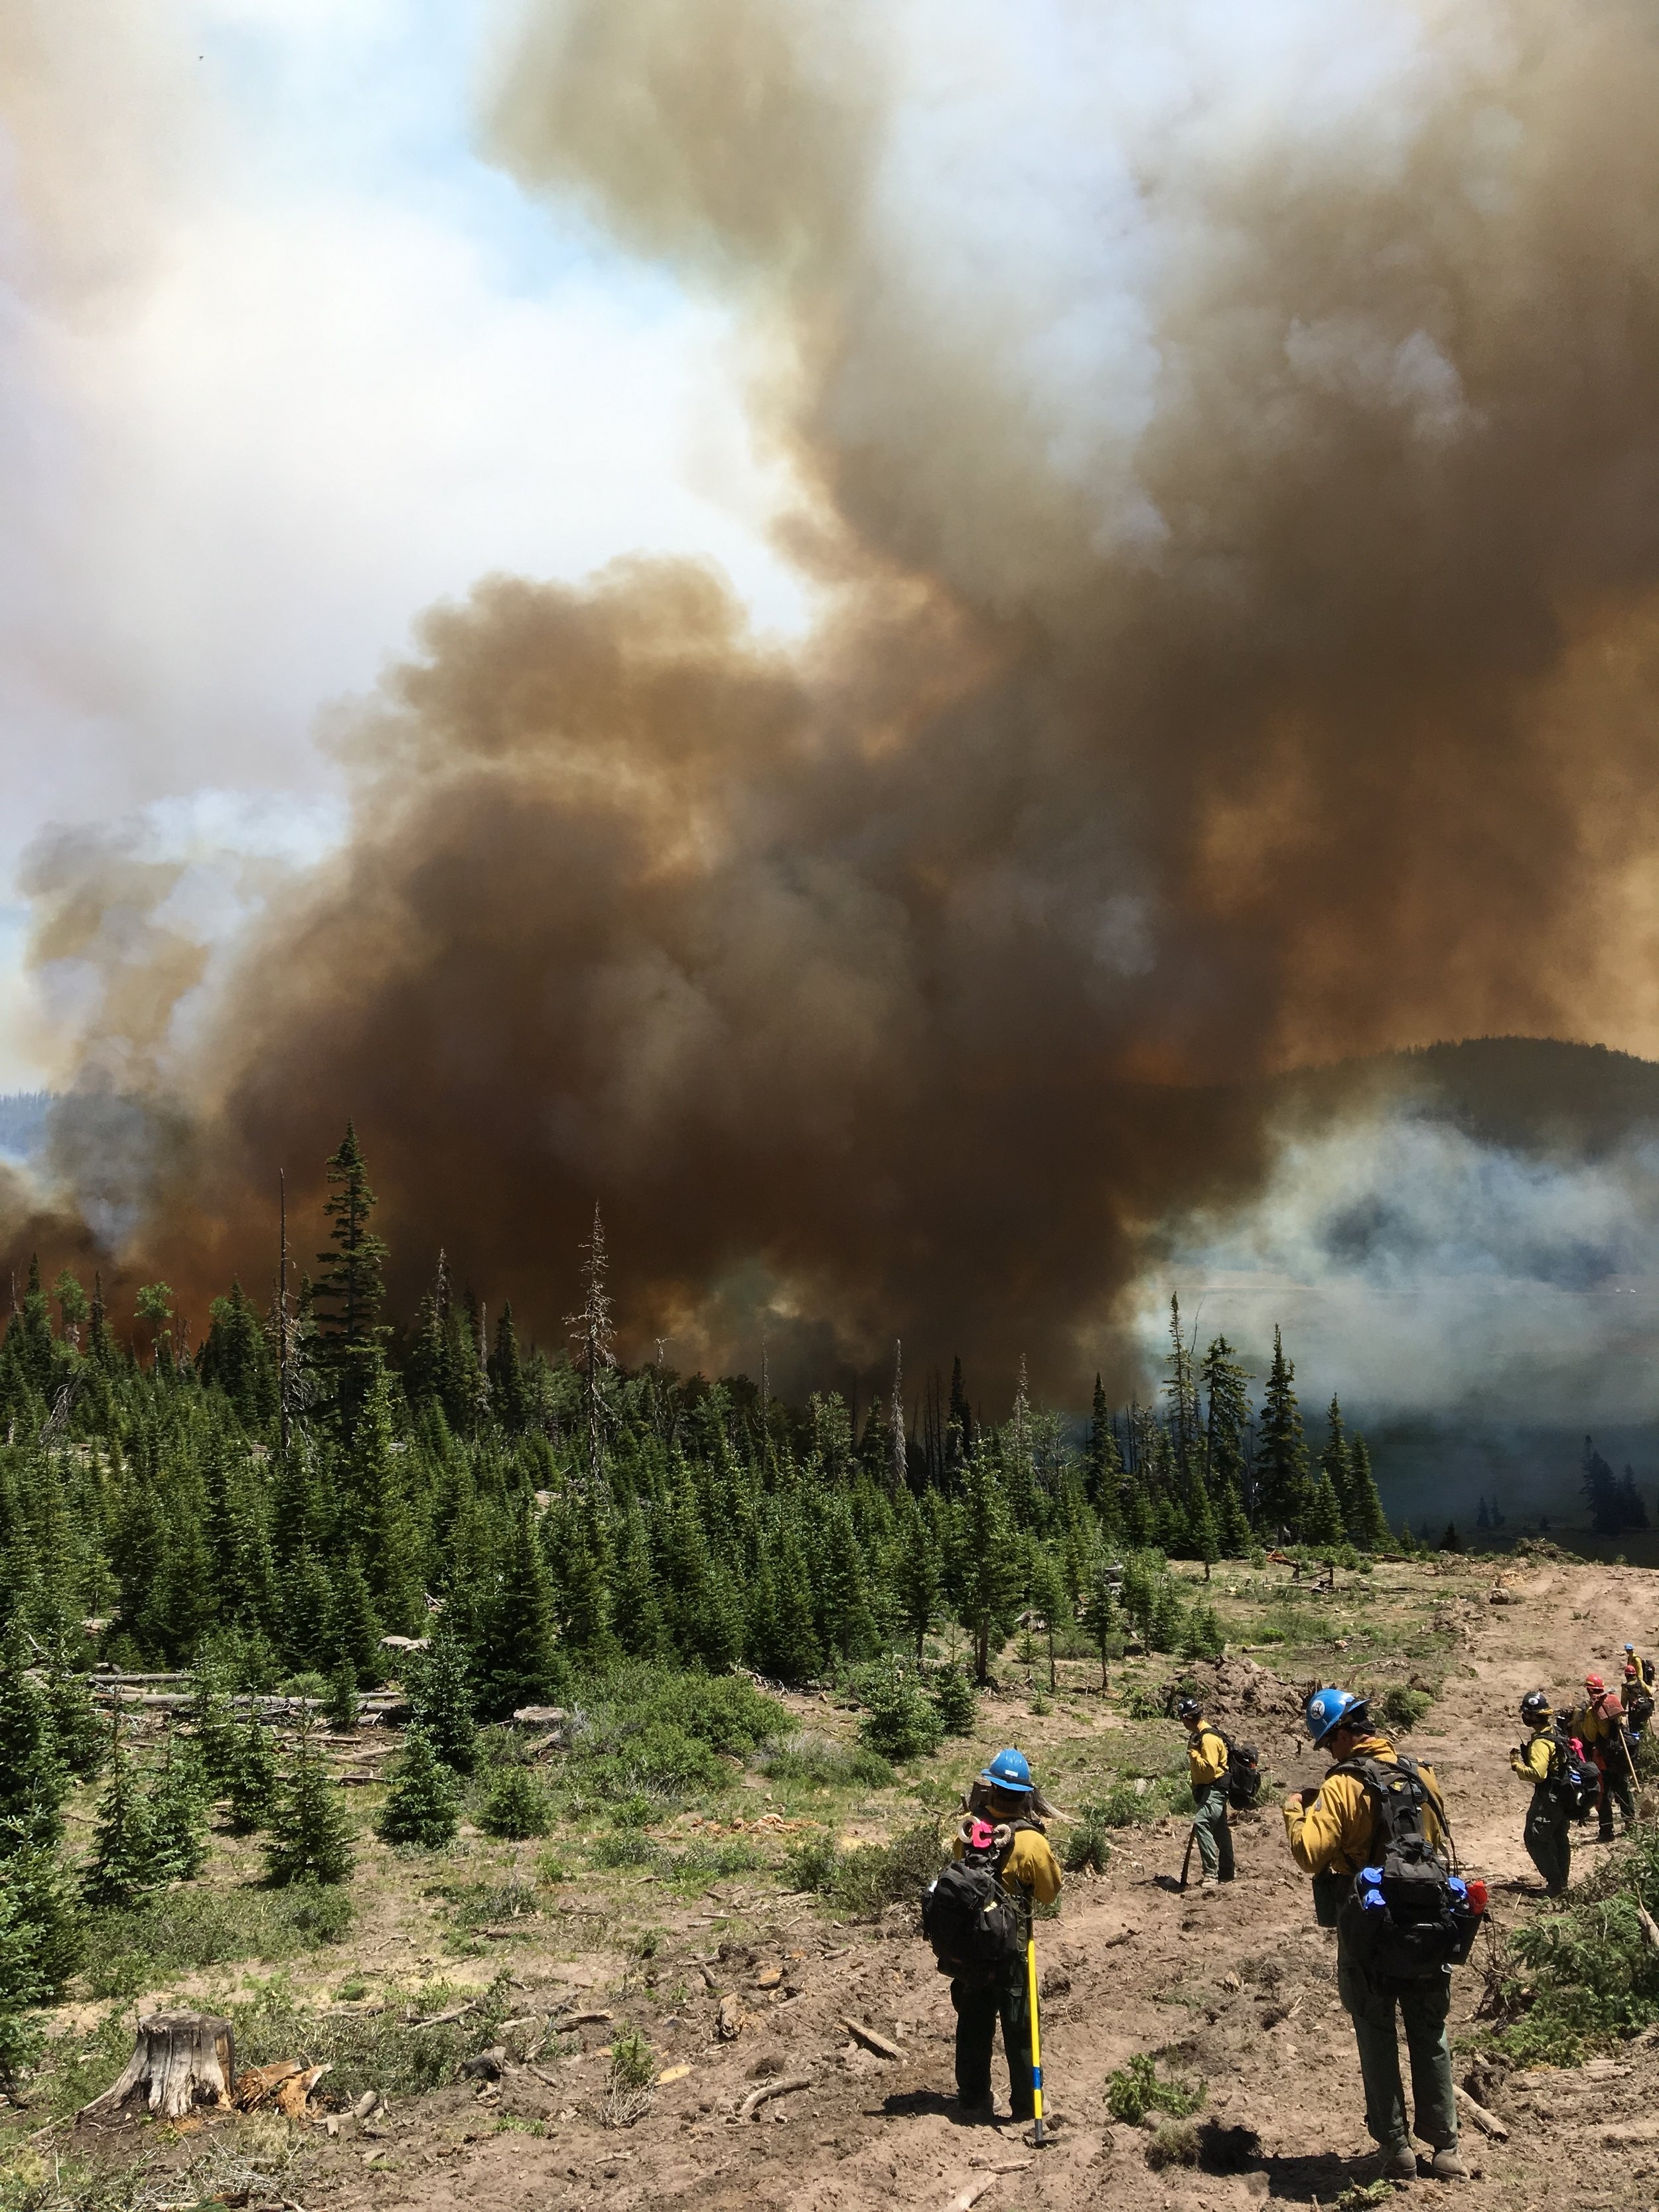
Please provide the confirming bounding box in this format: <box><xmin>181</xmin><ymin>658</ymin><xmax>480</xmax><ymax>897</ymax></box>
<box><xmin>1305</xmin><ymin>1687</ymin><xmax>1368</xmax><ymax>1745</ymax></box>
<box><xmin>978</xmin><ymin>1747</ymin><xmax>1033</xmax><ymax>1795</ymax></box>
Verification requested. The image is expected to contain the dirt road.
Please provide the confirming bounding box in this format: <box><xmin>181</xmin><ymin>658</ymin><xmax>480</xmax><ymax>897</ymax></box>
<box><xmin>318</xmin><ymin>1558</ymin><xmax>1659</xmax><ymax>2212</ymax></box>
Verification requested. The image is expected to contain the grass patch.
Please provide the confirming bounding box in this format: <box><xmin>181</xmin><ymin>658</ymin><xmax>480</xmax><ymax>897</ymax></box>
<box><xmin>78</xmin><ymin>1883</ymin><xmax>354</xmax><ymax>2000</ymax></box>
<box><xmin>758</xmin><ymin>1732</ymin><xmax>895</xmax><ymax>1791</ymax></box>
<box><xmin>230</xmin><ymin>1973</ymin><xmax>518</xmax><ymax>2099</ymax></box>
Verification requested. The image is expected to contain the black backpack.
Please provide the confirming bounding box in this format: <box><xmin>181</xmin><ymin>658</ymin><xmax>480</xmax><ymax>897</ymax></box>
<box><xmin>1331</xmin><ymin>1753</ymin><xmax>1482</xmax><ymax>1981</ymax></box>
<box><xmin>921</xmin><ymin>1827</ymin><xmax>1031</xmax><ymax>1984</ymax></box>
<box><xmin>1218</xmin><ymin>1732</ymin><xmax>1262</xmax><ymax>1810</ymax></box>
<box><xmin>1548</xmin><ymin>1726</ymin><xmax>1603</xmax><ymax>1820</ymax></box>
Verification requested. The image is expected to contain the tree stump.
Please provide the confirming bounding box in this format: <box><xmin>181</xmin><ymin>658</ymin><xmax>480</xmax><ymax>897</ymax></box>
<box><xmin>80</xmin><ymin>2011</ymin><xmax>236</xmax><ymax>2122</ymax></box>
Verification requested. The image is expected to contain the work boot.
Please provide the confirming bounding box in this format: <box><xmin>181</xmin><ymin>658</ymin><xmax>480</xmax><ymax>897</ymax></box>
<box><xmin>1429</xmin><ymin>2145</ymin><xmax>1470</xmax><ymax>2181</ymax></box>
<box><xmin>1380</xmin><ymin>2142</ymin><xmax>1418</xmax><ymax>2181</ymax></box>
<box><xmin>1198</xmin><ymin>1873</ymin><xmax>1218</xmax><ymax>1889</ymax></box>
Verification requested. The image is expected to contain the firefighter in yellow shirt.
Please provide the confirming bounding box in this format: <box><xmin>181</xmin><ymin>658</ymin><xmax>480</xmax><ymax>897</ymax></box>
<box><xmin>1283</xmin><ymin>1688</ymin><xmax>1465</xmax><ymax>2185</ymax></box>
<box><xmin>1176</xmin><ymin>1694</ymin><xmax>1235</xmax><ymax>1887</ymax></box>
<box><xmin>1511</xmin><ymin>1690</ymin><xmax>1570</xmax><ymax>1895</ymax></box>
<box><xmin>948</xmin><ymin>1748</ymin><xmax>1062</xmax><ymax>2123</ymax></box>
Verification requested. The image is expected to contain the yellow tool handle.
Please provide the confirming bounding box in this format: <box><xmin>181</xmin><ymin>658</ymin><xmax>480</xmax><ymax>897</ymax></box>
<box><xmin>1026</xmin><ymin>1930</ymin><xmax>1046</xmax><ymax>2145</ymax></box>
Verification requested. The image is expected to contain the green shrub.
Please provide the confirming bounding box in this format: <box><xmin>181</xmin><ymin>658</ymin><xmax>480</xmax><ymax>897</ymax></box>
<box><xmin>784</xmin><ymin>1831</ymin><xmax>841</xmax><ymax>1893</ymax></box>
<box><xmin>1106</xmin><ymin>2051</ymin><xmax>1204</xmax><ymax>2125</ymax></box>
<box><xmin>478</xmin><ymin>1766</ymin><xmax>551</xmax><ymax>1840</ymax></box>
<box><xmin>279</xmin><ymin>1673</ymin><xmax>329</xmax><ymax>1701</ymax></box>
<box><xmin>1145</xmin><ymin>2118</ymin><xmax>1200</xmax><ymax>2169</ymax></box>
<box><xmin>1377</xmin><ymin>1684</ymin><xmax>1433</xmax><ymax>1733</ymax></box>
<box><xmin>855</xmin><ymin>1659</ymin><xmax>943</xmax><ymax>1762</ymax></box>
<box><xmin>1061</xmin><ymin>1806</ymin><xmax>1114</xmax><ymax>1874</ymax></box>
<box><xmin>233</xmin><ymin>1975</ymin><xmax>517</xmax><ymax>2100</ymax></box>
<box><xmin>589</xmin><ymin>1832</ymin><xmax>658</xmax><ymax>1869</ymax></box>
<box><xmin>832</xmin><ymin>1821</ymin><xmax>946</xmax><ymax>1917</ymax></box>
<box><xmin>325</xmin><ymin>1660</ymin><xmax>360</xmax><ymax>1733</ymax></box>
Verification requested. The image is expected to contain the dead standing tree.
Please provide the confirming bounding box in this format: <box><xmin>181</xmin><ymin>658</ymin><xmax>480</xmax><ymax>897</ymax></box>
<box><xmin>567</xmin><ymin>1203</ymin><xmax>616</xmax><ymax>1492</ymax></box>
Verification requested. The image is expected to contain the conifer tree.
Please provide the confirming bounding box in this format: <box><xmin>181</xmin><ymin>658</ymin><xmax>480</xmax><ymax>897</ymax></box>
<box><xmin>567</xmin><ymin>1204</ymin><xmax>616</xmax><ymax>1489</ymax></box>
<box><xmin>198</xmin><ymin>1282</ymin><xmax>277</xmax><ymax>1427</ymax></box>
<box><xmin>83</xmin><ymin>1739</ymin><xmax>156</xmax><ymax>1907</ymax></box>
<box><xmin>186</xmin><ymin>1663</ymin><xmax>242</xmax><ymax>1791</ymax></box>
<box><xmin>376</xmin><ymin>1730</ymin><xmax>460</xmax><ymax>1850</ymax></box>
<box><xmin>266</xmin><ymin>1732</ymin><xmax>354</xmax><ymax>1885</ymax></box>
<box><xmin>1254</xmin><ymin>1327</ymin><xmax>1309</xmax><ymax>1537</ymax></box>
<box><xmin>946</xmin><ymin>1356</ymin><xmax>973</xmax><ymax>1475</ymax></box>
<box><xmin>758</xmin><ymin>1522</ymin><xmax>820</xmax><ymax>1683</ymax></box>
<box><xmin>895</xmin><ymin>1494</ymin><xmax>941</xmax><ymax>1659</ymax></box>
<box><xmin>1303</xmin><ymin>1470</ymin><xmax>1345</xmax><ymax>1550</ymax></box>
<box><xmin>1320</xmin><ymin>1397</ymin><xmax>1354</xmax><ymax>1528</ymax></box>
<box><xmin>1346</xmin><ymin>1434</ymin><xmax>1391</xmax><ymax>1549</ymax></box>
<box><xmin>0</xmin><ymin>1628</ymin><xmax>65</xmax><ymax>1848</ymax></box>
<box><xmin>226</xmin><ymin>1718</ymin><xmax>282</xmax><ymax>1834</ymax></box>
<box><xmin>86</xmin><ymin>1271</ymin><xmax>112</xmax><ymax>1366</ymax></box>
<box><xmin>1215</xmin><ymin>1474</ymin><xmax>1253</xmax><ymax>1559</ymax></box>
<box><xmin>323</xmin><ymin>1556</ymin><xmax>384</xmax><ymax>1688</ymax></box>
<box><xmin>1078</xmin><ymin>1556</ymin><xmax>1120</xmax><ymax>1691</ymax></box>
<box><xmin>610</xmin><ymin>1499</ymin><xmax>666</xmax><ymax>1660</ymax></box>
<box><xmin>474</xmin><ymin>1501</ymin><xmax>564</xmax><ymax>1721</ymax></box>
<box><xmin>344</xmin><ymin>1364</ymin><xmax>420</xmax><ymax>1635</ymax></box>
<box><xmin>147</xmin><ymin>1750</ymin><xmax>209</xmax><ymax>1883</ymax></box>
<box><xmin>409</xmin><ymin>1623</ymin><xmax>476</xmax><ymax>1774</ymax></box>
<box><xmin>815</xmin><ymin>1498</ymin><xmax>877</xmax><ymax>1662</ymax></box>
<box><xmin>478</xmin><ymin>1763</ymin><xmax>549</xmax><ymax>1840</ymax></box>
<box><xmin>314</xmin><ymin>1122</ymin><xmax>389</xmax><ymax>1441</ymax></box>
<box><xmin>487</xmin><ymin>1303</ymin><xmax>531</xmax><ymax>1434</ymax></box>
<box><xmin>325</xmin><ymin>1659</ymin><xmax>360</xmax><ymax>1732</ymax></box>
<box><xmin>948</xmin><ymin>1453</ymin><xmax>1022</xmax><ymax>1683</ymax></box>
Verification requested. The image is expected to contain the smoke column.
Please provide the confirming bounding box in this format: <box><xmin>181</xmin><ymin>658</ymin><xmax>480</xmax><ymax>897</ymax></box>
<box><xmin>14</xmin><ymin>0</ymin><xmax>1659</xmax><ymax>1394</ymax></box>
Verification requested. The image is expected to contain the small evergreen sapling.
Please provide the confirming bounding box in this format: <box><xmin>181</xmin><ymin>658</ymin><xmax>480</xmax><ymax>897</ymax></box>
<box><xmin>478</xmin><ymin>1763</ymin><xmax>551</xmax><ymax>1840</ymax></box>
<box><xmin>267</xmin><ymin>1736</ymin><xmax>355</xmax><ymax>1885</ymax></box>
<box><xmin>376</xmin><ymin>1730</ymin><xmax>461</xmax><ymax>1850</ymax></box>
<box><xmin>83</xmin><ymin>1743</ymin><xmax>157</xmax><ymax>1908</ymax></box>
<box><xmin>147</xmin><ymin>1749</ymin><xmax>210</xmax><ymax>1883</ymax></box>
<box><xmin>928</xmin><ymin>1665</ymin><xmax>977</xmax><ymax>1737</ymax></box>
<box><xmin>325</xmin><ymin>1659</ymin><xmax>360</xmax><ymax>1733</ymax></box>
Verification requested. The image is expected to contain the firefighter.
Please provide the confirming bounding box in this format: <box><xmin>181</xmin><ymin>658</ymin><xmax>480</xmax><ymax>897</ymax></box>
<box><xmin>1283</xmin><ymin>1688</ymin><xmax>1466</xmax><ymax>2184</ymax></box>
<box><xmin>1510</xmin><ymin>1690</ymin><xmax>1570</xmax><ymax>1895</ymax></box>
<box><xmin>1176</xmin><ymin>1694</ymin><xmax>1236</xmax><ymax>1888</ymax></box>
<box><xmin>1623</xmin><ymin>1648</ymin><xmax>1656</xmax><ymax>1741</ymax></box>
<box><xmin>947</xmin><ymin>1749</ymin><xmax>1062</xmax><ymax>2123</ymax></box>
<box><xmin>1577</xmin><ymin>1674</ymin><xmax>1636</xmax><ymax>1840</ymax></box>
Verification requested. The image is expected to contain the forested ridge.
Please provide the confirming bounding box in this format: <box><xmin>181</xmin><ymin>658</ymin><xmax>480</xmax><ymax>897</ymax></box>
<box><xmin>0</xmin><ymin>1124</ymin><xmax>1401</xmax><ymax>1698</ymax></box>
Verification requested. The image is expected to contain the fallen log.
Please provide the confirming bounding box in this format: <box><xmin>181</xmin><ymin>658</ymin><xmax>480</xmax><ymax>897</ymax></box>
<box><xmin>80</xmin><ymin>2012</ymin><xmax>236</xmax><ymax>2123</ymax></box>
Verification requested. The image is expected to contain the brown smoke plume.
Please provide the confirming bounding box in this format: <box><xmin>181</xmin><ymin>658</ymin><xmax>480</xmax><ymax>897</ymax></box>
<box><xmin>15</xmin><ymin>0</ymin><xmax>1659</xmax><ymax>1393</ymax></box>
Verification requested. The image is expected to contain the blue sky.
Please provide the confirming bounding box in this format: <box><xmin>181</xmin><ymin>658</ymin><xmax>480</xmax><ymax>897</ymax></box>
<box><xmin>0</xmin><ymin>0</ymin><xmax>805</xmax><ymax>1086</ymax></box>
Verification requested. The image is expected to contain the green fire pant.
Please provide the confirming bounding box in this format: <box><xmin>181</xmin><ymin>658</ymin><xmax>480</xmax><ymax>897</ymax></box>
<box><xmin>1599</xmin><ymin>1755</ymin><xmax>1635</xmax><ymax>1836</ymax></box>
<box><xmin>1335</xmin><ymin>1922</ymin><xmax>1457</xmax><ymax>2156</ymax></box>
<box><xmin>952</xmin><ymin>1960</ymin><xmax>1034</xmax><ymax>2118</ymax></box>
<box><xmin>1524</xmin><ymin>1787</ymin><xmax>1571</xmax><ymax>1891</ymax></box>
<box><xmin>1191</xmin><ymin>1781</ymin><xmax>1236</xmax><ymax>1880</ymax></box>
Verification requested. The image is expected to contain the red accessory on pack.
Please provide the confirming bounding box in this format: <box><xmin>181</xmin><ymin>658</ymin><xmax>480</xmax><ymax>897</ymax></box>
<box><xmin>966</xmin><ymin>1818</ymin><xmax>995</xmax><ymax>1851</ymax></box>
<box><xmin>1465</xmin><ymin>1879</ymin><xmax>1489</xmax><ymax>1915</ymax></box>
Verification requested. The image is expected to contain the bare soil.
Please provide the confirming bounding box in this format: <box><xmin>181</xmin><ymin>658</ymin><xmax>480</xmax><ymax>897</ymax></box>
<box><xmin>54</xmin><ymin>1557</ymin><xmax>1659</xmax><ymax>2211</ymax></box>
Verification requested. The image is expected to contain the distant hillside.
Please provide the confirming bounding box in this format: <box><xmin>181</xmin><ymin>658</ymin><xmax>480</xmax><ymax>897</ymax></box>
<box><xmin>1265</xmin><ymin>1036</ymin><xmax>1659</xmax><ymax>1160</ymax></box>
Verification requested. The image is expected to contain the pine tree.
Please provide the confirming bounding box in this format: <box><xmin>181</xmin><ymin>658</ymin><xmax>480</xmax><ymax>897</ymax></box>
<box><xmin>815</xmin><ymin>1498</ymin><xmax>877</xmax><ymax>1662</ymax></box>
<box><xmin>226</xmin><ymin>1718</ymin><xmax>282</xmax><ymax>1834</ymax></box>
<box><xmin>610</xmin><ymin>1500</ymin><xmax>666</xmax><ymax>1661</ymax></box>
<box><xmin>487</xmin><ymin>1304</ymin><xmax>531</xmax><ymax>1434</ymax></box>
<box><xmin>1320</xmin><ymin>1398</ymin><xmax>1354</xmax><ymax>1530</ymax></box>
<box><xmin>948</xmin><ymin>1453</ymin><xmax>1022</xmax><ymax>1683</ymax></box>
<box><xmin>758</xmin><ymin>1522</ymin><xmax>821</xmax><ymax>1684</ymax></box>
<box><xmin>409</xmin><ymin>1623</ymin><xmax>477</xmax><ymax>1774</ymax></box>
<box><xmin>1078</xmin><ymin>1556</ymin><xmax>1120</xmax><ymax>1692</ymax></box>
<box><xmin>147</xmin><ymin>1751</ymin><xmax>209</xmax><ymax>1883</ymax></box>
<box><xmin>376</xmin><ymin>1730</ymin><xmax>460</xmax><ymax>1850</ymax></box>
<box><xmin>344</xmin><ymin>1365</ymin><xmax>420</xmax><ymax>1635</ymax></box>
<box><xmin>1347</xmin><ymin>1434</ymin><xmax>1392</xmax><ymax>1550</ymax></box>
<box><xmin>1162</xmin><ymin>1295</ymin><xmax>1200</xmax><ymax>1486</ymax></box>
<box><xmin>946</xmin><ymin>1356</ymin><xmax>973</xmax><ymax>1475</ymax></box>
<box><xmin>474</xmin><ymin>1501</ymin><xmax>564</xmax><ymax>1721</ymax></box>
<box><xmin>198</xmin><ymin>1282</ymin><xmax>277</xmax><ymax>1427</ymax></box>
<box><xmin>1254</xmin><ymin>1327</ymin><xmax>1309</xmax><ymax>1537</ymax></box>
<box><xmin>1303</xmin><ymin>1471</ymin><xmax>1344</xmax><ymax>1550</ymax></box>
<box><xmin>186</xmin><ymin>1664</ymin><xmax>242</xmax><ymax>1792</ymax></box>
<box><xmin>0</xmin><ymin>1628</ymin><xmax>64</xmax><ymax>1847</ymax></box>
<box><xmin>895</xmin><ymin>1495</ymin><xmax>941</xmax><ymax>1659</ymax></box>
<box><xmin>266</xmin><ymin>1733</ymin><xmax>354</xmax><ymax>1885</ymax></box>
<box><xmin>566</xmin><ymin>1204</ymin><xmax>616</xmax><ymax>1489</ymax></box>
<box><xmin>325</xmin><ymin>1659</ymin><xmax>360</xmax><ymax>1732</ymax></box>
<box><xmin>83</xmin><ymin>1741</ymin><xmax>157</xmax><ymax>1907</ymax></box>
<box><xmin>323</xmin><ymin>1557</ymin><xmax>384</xmax><ymax>1688</ymax></box>
<box><xmin>313</xmin><ymin>1122</ymin><xmax>390</xmax><ymax>1441</ymax></box>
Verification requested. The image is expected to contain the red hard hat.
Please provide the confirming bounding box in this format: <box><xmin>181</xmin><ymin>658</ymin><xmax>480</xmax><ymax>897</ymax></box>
<box><xmin>1585</xmin><ymin>1674</ymin><xmax>1605</xmax><ymax>1692</ymax></box>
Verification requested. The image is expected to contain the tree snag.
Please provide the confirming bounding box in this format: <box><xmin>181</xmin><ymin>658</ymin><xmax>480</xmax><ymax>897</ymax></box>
<box><xmin>79</xmin><ymin>2011</ymin><xmax>236</xmax><ymax>2122</ymax></box>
